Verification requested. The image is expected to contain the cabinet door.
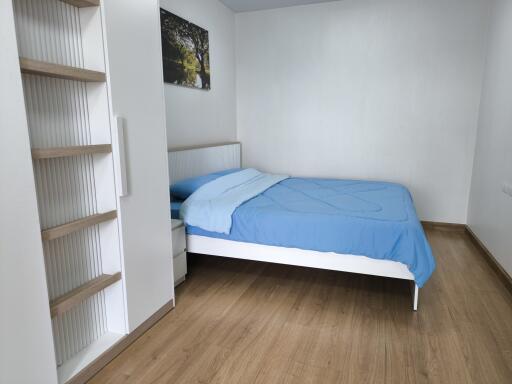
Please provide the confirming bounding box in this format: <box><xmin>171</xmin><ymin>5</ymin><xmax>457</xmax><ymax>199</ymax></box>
<box><xmin>103</xmin><ymin>0</ymin><xmax>174</xmax><ymax>332</ymax></box>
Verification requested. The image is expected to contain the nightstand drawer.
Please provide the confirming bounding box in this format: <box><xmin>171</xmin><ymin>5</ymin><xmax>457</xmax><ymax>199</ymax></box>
<box><xmin>173</xmin><ymin>251</ymin><xmax>187</xmax><ymax>286</ymax></box>
<box><xmin>172</xmin><ymin>225</ymin><xmax>186</xmax><ymax>257</ymax></box>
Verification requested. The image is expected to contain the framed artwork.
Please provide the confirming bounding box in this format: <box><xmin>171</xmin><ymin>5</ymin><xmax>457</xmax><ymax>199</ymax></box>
<box><xmin>160</xmin><ymin>9</ymin><xmax>211</xmax><ymax>90</ymax></box>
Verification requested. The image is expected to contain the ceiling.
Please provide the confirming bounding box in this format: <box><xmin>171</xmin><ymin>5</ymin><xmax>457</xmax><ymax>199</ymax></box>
<box><xmin>219</xmin><ymin>0</ymin><xmax>337</xmax><ymax>13</ymax></box>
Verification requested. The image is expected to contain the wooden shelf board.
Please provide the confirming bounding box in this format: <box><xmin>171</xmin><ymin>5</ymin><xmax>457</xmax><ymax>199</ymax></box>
<box><xmin>42</xmin><ymin>210</ymin><xmax>117</xmax><ymax>241</ymax></box>
<box><xmin>20</xmin><ymin>57</ymin><xmax>106</xmax><ymax>82</ymax></box>
<box><xmin>50</xmin><ymin>273</ymin><xmax>122</xmax><ymax>318</ymax></box>
<box><xmin>32</xmin><ymin>144</ymin><xmax>112</xmax><ymax>160</ymax></box>
<box><xmin>59</xmin><ymin>0</ymin><xmax>100</xmax><ymax>8</ymax></box>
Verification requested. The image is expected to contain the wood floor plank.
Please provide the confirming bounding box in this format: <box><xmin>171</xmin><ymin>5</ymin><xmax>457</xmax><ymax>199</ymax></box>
<box><xmin>90</xmin><ymin>228</ymin><xmax>512</xmax><ymax>384</ymax></box>
<box><xmin>95</xmin><ymin>259</ymin><xmax>266</xmax><ymax>384</ymax></box>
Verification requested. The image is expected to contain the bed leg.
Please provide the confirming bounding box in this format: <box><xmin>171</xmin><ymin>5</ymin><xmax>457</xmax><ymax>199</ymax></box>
<box><xmin>412</xmin><ymin>283</ymin><xmax>419</xmax><ymax>311</ymax></box>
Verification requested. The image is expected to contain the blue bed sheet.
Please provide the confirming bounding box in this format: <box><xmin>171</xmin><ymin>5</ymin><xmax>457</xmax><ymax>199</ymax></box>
<box><xmin>171</xmin><ymin>200</ymin><xmax>183</xmax><ymax>219</ymax></box>
<box><xmin>185</xmin><ymin>178</ymin><xmax>435</xmax><ymax>287</ymax></box>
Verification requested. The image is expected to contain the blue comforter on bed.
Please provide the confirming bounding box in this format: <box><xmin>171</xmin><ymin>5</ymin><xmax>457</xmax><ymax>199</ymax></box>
<box><xmin>180</xmin><ymin>168</ymin><xmax>289</xmax><ymax>234</ymax></box>
<box><xmin>181</xmin><ymin>172</ymin><xmax>435</xmax><ymax>287</ymax></box>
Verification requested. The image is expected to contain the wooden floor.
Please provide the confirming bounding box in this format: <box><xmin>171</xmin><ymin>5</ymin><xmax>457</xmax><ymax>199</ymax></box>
<box><xmin>91</xmin><ymin>228</ymin><xmax>512</xmax><ymax>384</ymax></box>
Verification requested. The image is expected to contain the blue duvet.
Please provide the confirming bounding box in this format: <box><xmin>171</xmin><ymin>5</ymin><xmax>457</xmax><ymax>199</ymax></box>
<box><xmin>180</xmin><ymin>169</ymin><xmax>289</xmax><ymax>234</ymax></box>
<box><xmin>181</xmin><ymin>172</ymin><xmax>435</xmax><ymax>287</ymax></box>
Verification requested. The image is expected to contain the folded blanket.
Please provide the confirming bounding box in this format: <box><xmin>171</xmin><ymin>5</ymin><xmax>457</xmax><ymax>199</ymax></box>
<box><xmin>180</xmin><ymin>168</ymin><xmax>289</xmax><ymax>234</ymax></box>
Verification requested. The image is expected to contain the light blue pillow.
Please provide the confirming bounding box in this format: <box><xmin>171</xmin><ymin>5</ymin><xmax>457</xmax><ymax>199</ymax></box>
<box><xmin>170</xmin><ymin>168</ymin><xmax>241</xmax><ymax>200</ymax></box>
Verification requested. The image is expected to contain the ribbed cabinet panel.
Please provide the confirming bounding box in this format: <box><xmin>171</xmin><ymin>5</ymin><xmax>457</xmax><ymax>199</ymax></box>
<box><xmin>33</xmin><ymin>157</ymin><xmax>97</xmax><ymax>228</ymax></box>
<box><xmin>43</xmin><ymin>228</ymin><xmax>103</xmax><ymax>300</ymax></box>
<box><xmin>52</xmin><ymin>294</ymin><xmax>107</xmax><ymax>366</ymax></box>
<box><xmin>13</xmin><ymin>0</ymin><xmax>113</xmax><ymax>372</ymax></box>
<box><xmin>27</xmin><ymin>82</ymin><xmax>109</xmax><ymax>367</ymax></box>
<box><xmin>13</xmin><ymin>0</ymin><xmax>84</xmax><ymax>68</ymax></box>
<box><xmin>22</xmin><ymin>76</ymin><xmax>91</xmax><ymax>148</ymax></box>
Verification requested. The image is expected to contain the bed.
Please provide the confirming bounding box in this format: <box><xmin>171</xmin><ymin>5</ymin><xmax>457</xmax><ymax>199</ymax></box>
<box><xmin>168</xmin><ymin>143</ymin><xmax>435</xmax><ymax>310</ymax></box>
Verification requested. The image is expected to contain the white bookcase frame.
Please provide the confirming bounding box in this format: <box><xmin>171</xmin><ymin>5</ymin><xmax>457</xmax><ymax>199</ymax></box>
<box><xmin>12</xmin><ymin>0</ymin><xmax>127</xmax><ymax>382</ymax></box>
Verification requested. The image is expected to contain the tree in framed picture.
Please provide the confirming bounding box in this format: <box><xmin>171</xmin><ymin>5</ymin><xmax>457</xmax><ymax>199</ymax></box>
<box><xmin>160</xmin><ymin>9</ymin><xmax>211</xmax><ymax>90</ymax></box>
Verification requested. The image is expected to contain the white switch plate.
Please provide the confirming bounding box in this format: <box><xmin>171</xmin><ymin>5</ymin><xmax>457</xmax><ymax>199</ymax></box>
<box><xmin>502</xmin><ymin>182</ymin><xmax>512</xmax><ymax>197</ymax></box>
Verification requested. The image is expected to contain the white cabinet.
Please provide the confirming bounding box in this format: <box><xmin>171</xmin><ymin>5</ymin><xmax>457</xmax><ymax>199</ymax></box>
<box><xmin>172</xmin><ymin>219</ymin><xmax>187</xmax><ymax>286</ymax></box>
<box><xmin>4</xmin><ymin>0</ymin><xmax>174</xmax><ymax>382</ymax></box>
<box><xmin>102</xmin><ymin>0</ymin><xmax>174</xmax><ymax>332</ymax></box>
<box><xmin>1</xmin><ymin>2</ymin><xmax>58</xmax><ymax>383</ymax></box>
<box><xmin>11</xmin><ymin>0</ymin><xmax>126</xmax><ymax>382</ymax></box>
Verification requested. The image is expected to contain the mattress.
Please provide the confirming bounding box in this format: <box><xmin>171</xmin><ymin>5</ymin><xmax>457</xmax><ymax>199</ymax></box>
<box><xmin>185</xmin><ymin>177</ymin><xmax>435</xmax><ymax>287</ymax></box>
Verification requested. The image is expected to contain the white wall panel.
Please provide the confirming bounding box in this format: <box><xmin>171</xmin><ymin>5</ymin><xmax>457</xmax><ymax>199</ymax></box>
<box><xmin>236</xmin><ymin>0</ymin><xmax>492</xmax><ymax>223</ymax></box>
<box><xmin>468</xmin><ymin>0</ymin><xmax>512</xmax><ymax>277</ymax></box>
<box><xmin>160</xmin><ymin>0</ymin><xmax>237</xmax><ymax>148</ymax></box>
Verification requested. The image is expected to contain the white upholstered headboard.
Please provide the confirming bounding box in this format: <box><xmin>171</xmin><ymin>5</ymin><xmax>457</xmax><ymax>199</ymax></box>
<box><xmin>168</xmin><ymin>142</ymin><xmax>241</xmax><ymax>184</ymax></box>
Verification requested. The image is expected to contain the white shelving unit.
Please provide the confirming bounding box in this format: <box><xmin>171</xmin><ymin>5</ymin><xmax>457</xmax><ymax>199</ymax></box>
<box><xmin>12</xmin><ymin>0</ymin><xmax>126</xmax><ymax>382</ymax></box>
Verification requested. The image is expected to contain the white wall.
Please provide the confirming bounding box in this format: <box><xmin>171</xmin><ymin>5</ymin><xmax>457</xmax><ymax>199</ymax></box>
<box><xmin>468</xmin><ymin>0</ymin><xmax>512</xmax><ymax>277</ymax></box>
<box><xmin>236</xmin><ymin>0</ymin><xmax>491</xmax><ymax>223</ymax></box>
<box><xmin>103</xmin><ymin>0</ymin><xmax>174</xmax><ymax>331</ymax></box>
<box><xmin>0</xmin><ymin>1</ymin><xmax>58</xmax><ymax>383</ymax></box>
<box><xmin>161</xmin><ymin>0</ymin><xmax>237</xmax><ymax>148</ymax></box>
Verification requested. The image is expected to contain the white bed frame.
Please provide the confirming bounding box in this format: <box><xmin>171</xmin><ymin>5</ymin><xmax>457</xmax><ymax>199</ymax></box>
<box><xmin>168</xmin><ymin>143</ymin><xmax>419</xmax><ymax>311</ymax></box>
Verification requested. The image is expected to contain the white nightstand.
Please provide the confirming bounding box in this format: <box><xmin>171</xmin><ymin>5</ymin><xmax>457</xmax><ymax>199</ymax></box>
<box><xmin>171</xmin><ymin>219</ymin><xmax>187</xmax><ymax>286</ymax></box>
